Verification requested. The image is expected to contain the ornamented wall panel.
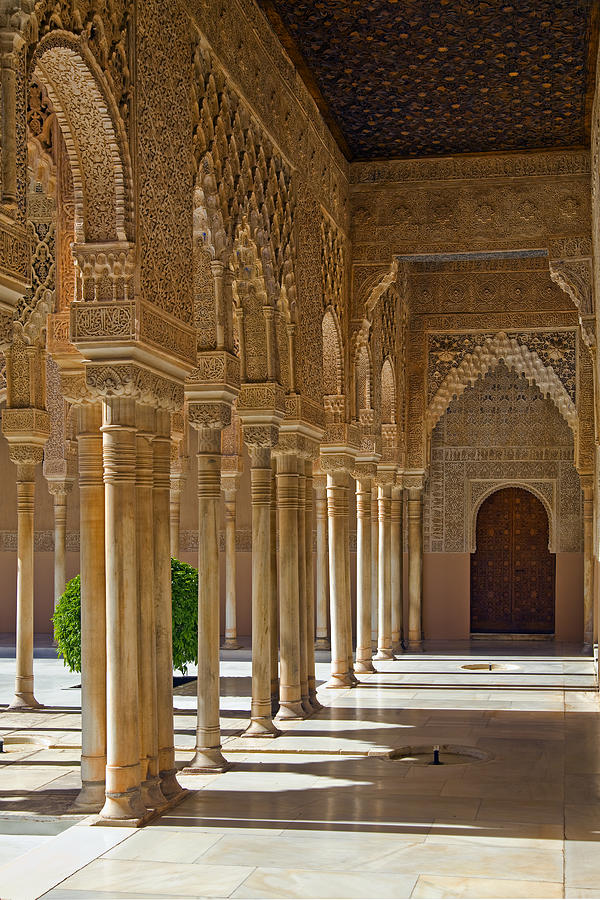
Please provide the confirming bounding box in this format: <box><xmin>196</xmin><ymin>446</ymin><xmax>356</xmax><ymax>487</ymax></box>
<box><xmin>424</xmin><ymin>363</ymin><xmax>582</xmax><ymax>553</ymax></box>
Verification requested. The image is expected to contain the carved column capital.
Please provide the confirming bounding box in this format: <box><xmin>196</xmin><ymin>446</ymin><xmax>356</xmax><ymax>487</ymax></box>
<box><xmin>549</xmin><ymin>256</ymin><xmax>595</xmax><ymax>349</ymax></box>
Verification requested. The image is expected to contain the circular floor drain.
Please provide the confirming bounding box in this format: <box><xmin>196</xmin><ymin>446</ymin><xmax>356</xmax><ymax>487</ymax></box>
<box><xmin>388</xmin><ymin>744</ymin><xmax>491</xmax><ymax>766</ymax></box>
<box><xmin>461</xmin><ymin>663</ymin><xmax>520</xmax><ymax>672</ymax></box>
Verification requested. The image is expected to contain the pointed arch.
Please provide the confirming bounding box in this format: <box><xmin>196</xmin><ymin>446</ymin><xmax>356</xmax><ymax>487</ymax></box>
<box><xmin>31</xmin><ymin>32</ymin><xmax>133</xmax><ymax>245</ymax></box>
<box><xmin>381</xmin><ymin>357</ymin><xmax>396</xmax><ymax>425</ymax></box>
<box><xmin>322</xmin><ymin>305</ymin><xmax>344</xmax><ymax>397</ymax></box>
<box><xmin>426</xmin><ymin>332</ymin><xmax>577</xmax><ymax>436</ymax></box>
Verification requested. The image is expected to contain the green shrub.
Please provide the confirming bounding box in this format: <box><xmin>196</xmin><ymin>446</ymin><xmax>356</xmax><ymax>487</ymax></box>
<box><xmin>52</xmin><ymin>558</ymin><xmax>199</xmax><ymax>675</ymax></box>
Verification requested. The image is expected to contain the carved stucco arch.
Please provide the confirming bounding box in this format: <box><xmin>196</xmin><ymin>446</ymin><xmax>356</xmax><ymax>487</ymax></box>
<box><xmin>470</xmin><ymin>482</ymin><xmax>556</xmax><ymax>554</ymax></box>
<box><xmin>363</xmin><ymin>259</ymin><xmax>399</xmax><ymax>317</ymax></box>
<box><xmin>426</xmin><ymin>332</ymin><xmax>578</xmax><ymax>441</ymax></box>
<box><xmin>31</xmin><ymin>32</ymin><xmax>132</xmax><ymax>244</ymax></box>
<box><xmin>322</xmin><ymin>305</ymin><xmax>344</xmax><ymax>398</ymax></box>
<box><xmin>231</xmin><ymin>221</ymin><xmax>276</xmax><ymax>384</ymax></box>
<box><xmin>381</xmin><ymin>356</ymin><xmax>396</xmax><ymax>425</ymax></box>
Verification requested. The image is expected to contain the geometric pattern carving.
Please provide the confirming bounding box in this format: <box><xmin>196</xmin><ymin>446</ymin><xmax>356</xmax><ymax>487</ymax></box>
<box><xmin>426</xmin><ymin>332</ymin><xmax>577</xmax><ymax>436</ymax></box>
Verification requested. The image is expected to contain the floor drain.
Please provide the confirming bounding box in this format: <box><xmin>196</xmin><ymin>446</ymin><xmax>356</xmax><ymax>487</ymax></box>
<box><xmin>386</xmin><ymin>744</ymin><xmax>491</xmax><ymax>766</ymax></box>
<box><xmin>461</xmin><ymin>663</ymin><xmax>520</xmax><ymax>672</ymax></box>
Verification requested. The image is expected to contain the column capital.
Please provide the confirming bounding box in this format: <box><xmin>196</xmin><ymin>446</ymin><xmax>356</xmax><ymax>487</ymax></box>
<box><xmin>86</xmin><ymin>362</ymin><xmax>184</xmax><ymax>411</ymax></box>
<box><xmin>188</xmin><ymin>401</ymin><xmax>231</xmax><ymax>432</ymax></box>
<box><xmin>221</xmin><ymin>471</ymin><xmax>241</xmax><ymax>498</ymax></box>
<box><xmin>45</xmin><ymin>476</ymin><xmax>75</xmax><ymax>497</ymax></box>
<box><xmin>403</xmin><ymin>472</ymin><xmax>426</xmax><ymax>494</ymax></box>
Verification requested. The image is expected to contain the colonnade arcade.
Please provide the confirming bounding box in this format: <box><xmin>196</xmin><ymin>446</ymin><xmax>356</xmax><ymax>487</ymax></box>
<box><xmin>0</xmin><ymin>0</ymin><xmax>597</xmax><ymax>826</ymax></box>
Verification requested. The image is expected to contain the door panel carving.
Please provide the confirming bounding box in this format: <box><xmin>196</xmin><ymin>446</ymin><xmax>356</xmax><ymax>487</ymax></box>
<box><xmin>470</xmin><ymin>488</ymin><xmax>555</xmax><ymax>634</ymax></box>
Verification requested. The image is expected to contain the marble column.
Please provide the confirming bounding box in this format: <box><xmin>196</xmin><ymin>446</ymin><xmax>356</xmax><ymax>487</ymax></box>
<box><xmin>305</xmin><ymin>460</ymin><xmax>321</xmax><ymax>710</ymax></box>
<box><xmin>407</xmin><ymin>481</ymin><xmax>425</xmax><ymax>651</ymax></box>
<box><xmin>355</xmin><ymin>476</ymin><xmax>375</xmax><ymax>673</ymax></box>
<box><xmin>297</xmin><ymin>462</ymin><xmax>312</xmax><ymax>714</ymax></box>
<box><xmin>370</xmin><ymin>494</ymin><xmax>379</xmax><ymax>647</ymax></box>
<box><xmin>185</xmin><ymin>422</ymin><xmax>230</xmax><ymax>771</ymax></box>
<box><xmin>154</xmin><ymin>410</ymin><xmax>182</xmax><ymax>800</ymax></box>
<box><xmin>136</xmin><ymin>406</ymin><xmax>164</xmax><ymax>809</ymax></box>
<box><xmin>275</xmin><ymin>452</ymin><xmax>305</xmax><ymax>718</ymax></box>
<box><xmin>74</xmin><ymin>403</ymin><xmax>106</xmax><ymax>811</ymax></box>
<box><xmin>375</xmin><ymin>484</ymin><xmax>393</xmax><ymax>660</ymax></box>
<box><xmin>242</xmin><ymin>436</ymin><xmax>280</xmax><ymax>736</ymax></box>
<box><xmin>100</xmin><ymin>397</ymin><xmax>146</xmax><ymax>821</ymax></box>
<box><xmin>9</xmin><ymin>446</ymin><xmax>43</xmax><ymax>709</ymax></box>
<box><xmin>314</xmin><ymin>476</ymin><xmax>330</xmax><ymax>649</ymax></box>
<box><xmin>343</xmin><ymin>473</ymin><xmax>356</xmax><ymax>684</ymax></box>
<box><xmin>169</xmin><ymin>470</ymin><xmax>186</xmax><ymax>560</ymax></box>
<box><xmin>270</xmin><ymin>463</ymin><xmax>279</xmax><ymax>714</ymax></box>
<box><xmin>222</xmin><ymin>474</ymin><xmax>242</xmax><ymax>650</ymax></box>
<box><xmin>582</xmin><ymin>475</ymin><xmax>594</xmax><ymax>650</ymax></box>
<box><xmin>325</xmin><ymin>470</ymin><xmax>353</xmax><ymax>688</ymax></box>
<box><xmin>47</xmin><ymin>483</ymin><xmax>72</xmax><ymax>609</ymax></box>
<box><xmin>391</xmin><ymin>484</ymin><xmax>403</xmax><ymax>650</ymax></box>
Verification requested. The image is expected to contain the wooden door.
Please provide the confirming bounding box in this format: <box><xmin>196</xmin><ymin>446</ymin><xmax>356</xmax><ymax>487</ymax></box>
<box><xmin>470</xmin><ymin>488</ymin><xmax>555</xmax><ymax>634</ymax></box>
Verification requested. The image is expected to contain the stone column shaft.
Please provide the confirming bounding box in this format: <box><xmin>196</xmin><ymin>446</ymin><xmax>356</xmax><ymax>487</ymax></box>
<box><xmin>297</xmin><ymin>464</ymin><xmax>311</xmax><ymax>714</ymax></box>
<box><xmin>305</xmin><ymin>462</ymin><xmax>321</xmax><ymax>710</ymax></box>
<box><xmin>407</xmin><ymin>485</ymin><xmax>424</xmax><ymax>651</ymax></box>
<box><xmin>222</xmin><ymin>480</ymin><xmax>241</xmax><ymax>650</ymax></box>
<box><xmin>343</xmin><ymin>477</ymin><xmax>356</xmax><ymax>682</ymax></box>
<box><xmin>169</xmin><ymin>475</ymin><xmax>184</xmax><ymax>560</ymax></box>
<box><xmin>314</xmin><ymin>479</ymin><xmax>330</xmax><ymax>649</ymax></box>
<box><xmin>276</xmin><ymin>453</ymin><xmax>305</xmax><ymax>718</ymax></box>
<box><xmin>583</xmin><ymin>476</ymin><xmax>594</xmax><ymax>650</ymax></box>
<box><xmin>375</xmin><ymin>485</ymin><xmax>393</xmax><ymax>660</ymax></box>
<box><xmin>10</xmin><ymin>454</ymin><xmax>40</xmax><ymax>710</ymax></box>
<box><xmin>100</xmin><ymin>397</ymin><xmax>146</xmax><ymax>821</ymax></box>
<box><xmin>154</xmin><ymin>412</ymin><xmax>182</xmax><ymax>799</ymax></box>
<box><xmin>325</xmin><ymin>471</ymin><xmax>353</xmax><ymax>688</ymax></box>
<box><xmin>51</xmin><ymin>490</ymin><xmax>68</xmax><ymax>609</ymax></box>
<box><xmin>370</xmin><ymin>496</ymin><xmax>378</xmax><ymax>645</ymax></box>
<box><xmin>186</xmin><ymin>427</ymin><xmax>229</xmax><ymax>771</ymax></box>
<box><xmin>74</xmin><ymin>404</ymin><xmax>106</xmax><ymax>811</ymax></box>
<box><xmin>355</xmin><ymin>478</ymin><xmax>375</xmax><ymax>673</ymax></box>
<box><xmin>270</xmin><ymin>465</ymin><xmax>279</xmax><ymax>714</ymax></box>
<box><xmin>391</xmin><ymin>485</ymin><xmax>403</xmax><ymax>650</ymax></box>
<box><xmin>243</xmin><ymin>445</ymin><xmax>279</xmax><ymax>736</ymax></box>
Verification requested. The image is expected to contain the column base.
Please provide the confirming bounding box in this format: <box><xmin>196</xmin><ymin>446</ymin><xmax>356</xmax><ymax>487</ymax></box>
<box><xmin>373</xmin><ymin>649</ymin><xmax>394</xmax><ymax>661</ymax></box>
<box><xmin>221</xmin><ymin>639</ymin><xmax>242</xmax><ymax>650</ymax></box>
<box><xmin>354</xmin><ymin>659</ymin><xmax>376</xmax><ymax>674</ymax></box>
<box><xmin>99</xmin><ymin>787</ymin><xmax>147</xmax><ymax>823</ymax></box>
<box><xmin>309</xmin><ymin>693</ymin><xmax>324</xmax><ymax>712</ymax></box>
<box><xmin>408</xmin><ymin>640</ymin><xmax>425</xmax><ymax>652</ymax></box>
<box><xmin>9</xmin><ymin>692</ymin><xmax>43</xmax><ymax>710</ymax></box>
<box><xmin>271</xmin><ymin>695</ymin><xmax>279</xmax><ymax>718</ymax></box>
<box><xmin>324</xmin><ymin>673</ymin><xmax>354</xmax><ymax>689</ymax></box>
<box><xmin>314</xmin><ymin>638</ymin><xmax>330</xmax><ymax>650</ymax></box>
<box><xmin>242</xmin><ymin>717</ymin><xmax>282</xmax><ymax>738</ymax></box>
<box><xmin>72</xmin><ymin>780</ymin><xmax>105</xmax><ymax>813</ymax></box>
<box><xmin>275</xmin><ymin>700</ymin><xmax>306</xmax><ymax>719</ymax></box>
<box><xmin>141</xmin><ymin>776</ymin><xmax>167</xmax><ymax>810</ymax></box>
<box><xmin>301</xmin><ymin>697</ymin><xmax>314</xmax><ymax>716</ymax></box>
<box><xmin>159</xmin><ymin>768</ymin><xmax>185</xmax><ymax>801</ymax></box>
<box><xmin>583</xmin><ymin>641</ymin><xmax>593</xmax><ymax>654</ymax></box>
<box><xmin>181</xmin><ymin>747</ymin><xmax>231</xmax><ymax>774</ymax></box>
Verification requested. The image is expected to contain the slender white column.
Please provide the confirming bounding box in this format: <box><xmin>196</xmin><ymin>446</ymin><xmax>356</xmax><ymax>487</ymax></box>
<box><xmin>48</xmin><ymin>486</ymin><xmax>69</xmax><ymax>609</ymax></box>
<box><xmin>222</xmin><ymin>475</ymin><xmax>242</xmax><ymax>650</ymax></box>
<box><xmin>325</xmin><ymin>471</ymin><xmax>353</xmax><ymax>688</ymax></box>
<box><xmin>136</xmin><ymin>406</ymin><xmax>164</xmax><ymax>809</ymax></box>
<box><xmin>185</xmin><ymin>425</ymin><xmax>230</xmax><ymax>771</ymax></box>
<box><xmin>314</xmin><ymin>476</ymin><xmax>330</xmax><ymax>649</ymax></box>
<box><xmin>355</xmin><ymin>477</ymin><xmax>375</xmax><ymax>674</ymax></box>
<box><xmin>407</xmin><ymin>483</ymin><xmax>424</xmax><ymax>651</ymax></box>
<box><xmin>9</xmin><ymin>448</ymin><xmax>43</xmax><ymax>710</ymax></box>
<box><xmin>375</xmin><ymin>484</ymin><xmax>393</xmax><ymax>660</ymax></box>
<box><xmin>582</xmin><ymin>475</ymin><xmax>594</xmax><ymax>650</ymax></box>
<box><xmin>305</xmin><ymin>461</ymin><xmax>321</xmax><ymax>710</ymax></box>
<box><xmin>343</xmin><ymin>474</ymin><xmax>357</xmax><ymax>684</ymax></box>
<box><xmin>275</xmin><ymin>453</ymin><xmax>305</xmax><ymax>718</ymax></box>
<box><xmin>74</xmin><ymin>403</ymin><xmax>106</xmax><ymax>811</ymax></box>
<box><xmin>243</xmin><ymin>442</ymin><xmax>280</xmax><ymax>736</ymax></box>
<box><xmin>100</xmin><ymin>397</ymin><xmax>146</xmax><ymax>821</ymax></box>
<box><xmin>270</xmin><ymin>463</ymin><xmax>279</xmax><ymax>714</ymax></box>
<box><xmin>154</xmin><ymin>411</ymin><xmax>182</xmax><ymax>799</ymax></box>
<box><xmin>391</xmin><ymin>484</ymin><xmax>403</xmax><ymax>650</ymax></box>
<box><xmin>297</xmin><ymin>463</ymin><xmax>312</xmax><ymax>714</ymax></box>
<box><xmin>169</xmin><ymin>471</ymin><xmax>185</xmax><ymax>560</ymax></box>
<box><xmin>370</xmin><ymin>494</ymin><xmax>378</xmax><ymax>647</ymax></box>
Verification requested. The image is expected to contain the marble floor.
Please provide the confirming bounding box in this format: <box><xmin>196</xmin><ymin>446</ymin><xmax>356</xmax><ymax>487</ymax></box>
<box><xmin>0</xmin><ymin>642</ymin><xmax>598</xmax><ymax>899</ymax></box>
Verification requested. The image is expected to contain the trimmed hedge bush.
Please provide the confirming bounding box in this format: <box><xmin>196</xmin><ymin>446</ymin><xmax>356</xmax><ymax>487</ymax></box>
<box><xmin>53</xmin><ymin>558</ymin><xmax>199</xmax><ymax>675</ymax></box>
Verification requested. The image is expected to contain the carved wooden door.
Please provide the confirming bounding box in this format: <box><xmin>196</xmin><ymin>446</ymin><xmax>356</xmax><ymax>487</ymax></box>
<box><xmin>470</xmin><ymin>488</ymin><xmax>555</xmax><ymax>634</ymax></box>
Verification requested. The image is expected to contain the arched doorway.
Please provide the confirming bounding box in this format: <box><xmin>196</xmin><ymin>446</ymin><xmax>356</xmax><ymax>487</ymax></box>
<box><xmin>471</xmin><ymin>488</ymin><xmax>555</xmax><ymax>635</ymax></box>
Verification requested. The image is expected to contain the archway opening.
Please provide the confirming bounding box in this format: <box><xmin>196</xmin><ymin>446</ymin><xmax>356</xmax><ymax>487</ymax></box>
<box><xmin>470</xmin><ymin>487</ymin><xmax>555</xmax><ymax>636</ymax></box>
